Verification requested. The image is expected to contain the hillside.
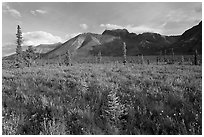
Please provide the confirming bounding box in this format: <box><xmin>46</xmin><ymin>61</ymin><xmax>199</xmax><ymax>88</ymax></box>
<box><xmin>35</xmin><ymin>42</ymin><xmax>62</xmax><ymax>53</ymax></box>
<box><xmin>43</xmin><ymin>33</ymin><xmax>117</xmax><ymax>59</ymax></box>
<box><xmin>3</xmin><ymin>21</ymin><xmax>202</xmax><ymax>60</ymax></box>
<box><xmin>43</xmin><ymin>29</ymin><xmax>180</xmax><ymax>58</ymax></box>
<box><xmin>98</xmin><ymin>30</ymin><xmax>179</xmax><ymax>56</ymax></box>
<box><xmin>167</xmin><ymin>21</ymin><xmax>202</xmax><ymax>54</ymax></box>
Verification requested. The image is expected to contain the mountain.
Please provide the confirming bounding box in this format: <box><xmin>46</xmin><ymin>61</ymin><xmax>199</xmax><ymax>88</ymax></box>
<box><xmin>43</xmin><ymin>29</ymin><xmax>180</xmax><ymax>58</ymax></box>
<box><xmin>4</xmin><ymin>21</ymin><xmax>202</xmax><ymax>60</ymax></box>
<box><xmin>95</xmin><ymin>29</ymin><xmax>179</xmax><ymax>56</ymax></box>
<box><xmin>2</xmin><ymin>42</ymin><xmax>62</xmax><ymax>60</ymax></box>
<box><xmin>35</xmin><ymin>42</ymin><xmax>62</xmax><ymax>53</ymax></box>
<box><xmin>167</xmin><ymin>21</ymin><xmax>202</xmax><ymax>54</ymax></box>
<box><xmin>43</xmin><ymin>33</ymin><xmax>117</xmax><ymax>58</ymax></box>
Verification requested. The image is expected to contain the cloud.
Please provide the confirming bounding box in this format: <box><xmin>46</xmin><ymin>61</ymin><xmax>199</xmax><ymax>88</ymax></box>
<box><xmin>195</xmin><ymin>5</ymin><xmax>202</xmax><ymax>13</ymax></box>
<box><xmin>3</xmin><ymin>3</ymin><xmax>21</xmax><ymax>18</ymax></box>
<box><xmin>30</xmin><ymin>9</ymin><xmax>47</xmax><ymax>15</ymax></box>
<box><xmin>100</xmin><ymin>24</ymin><xmax>124</xmax><ymax>29</ymax></box>
<box><xmin>2</xmin><ymin>43</ymin><xmax>16</xmax><ymax>57</ymax></box>
<box><xmin>80</xmin><ymin>24</ymin><xmax>88</xmax><ymax>30</ymax></box>
<box><xmin>64</xmin><ymin>32</ymin><xmax>81</xmax><ymax>41</ymax></box>
<box><xmin>100</xmin><ymin>24</ymin><xmax>163</xmax><ymax>34</ymax></box>
<box><xmin>2</xmin><ymin>42</ymin><xmax>27</xmax><ymax>57</ymax></box>
<box><xmin>22</xmin><ymin>31</ymin><xmax>62</xmax><ymax>46</ymax></box>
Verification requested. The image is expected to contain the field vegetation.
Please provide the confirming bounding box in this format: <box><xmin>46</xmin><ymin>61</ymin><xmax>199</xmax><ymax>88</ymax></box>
<box><xmin>2</xmin><ymin>62</ymin><xmax>202</xmax><ymax>135</ymax></box>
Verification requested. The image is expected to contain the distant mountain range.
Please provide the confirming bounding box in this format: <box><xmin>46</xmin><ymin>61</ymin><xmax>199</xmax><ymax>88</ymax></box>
<box><xmin>3</xmin><ymin>21</ymin><xmax>202</xmax><ymax>60</ymax></box>
<box><xmin>35</xmin><ymin>42</ymin><xmax>62</xmax><ymax>54</ymax></box>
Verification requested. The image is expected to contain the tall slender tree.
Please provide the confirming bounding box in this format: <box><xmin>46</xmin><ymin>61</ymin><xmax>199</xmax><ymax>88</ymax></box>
<box><xmin>171</xmin><ymin>48</ymin><xmax>175</xmax><ymax>64</ymax></box>
<box><xmin>25</xmin><ymin>46</ymin><xmax>35</xmax><ymax>67</ymax></box>
<box><xmin>159</xmin><ymin>50</ymin><xmax>162</xmax><ymax>62</ymax></box>
<box><xmin>141</xmin><ymin>54</ymin><xmax>144</xmax><ymax>64</ymax></box>
<box><xmin>164</xmin><ymin>49</ymin><xmax>167</xmax><ymax>62</ymax></box>
<box><xmin>181</xmin><ymin>55</ymin><xmax>184</xmax><ymax>65</ymax></box>
<box><xmin>122</xmin><ymin>42</ymin><xmax>127</xmax><ymax>65</ymax></box>
<box><xmin>194</xmin><ymin>49</ymin><xmax>198</xmax><ymax>65</ymax></box>
<box><xmin>15</xmin><ymin>25</ymin><xmax>23</xmax><ymax>68</ymax></box>
<box><xmin>64</xmin><ymin>50</ymin><xmax>71</xmax><ymax>66</ymax></box>
<box><xmin>58</xmin><ymin>54</ymin><xmax>62</xmax><ymax>66</ymax></box>
<box><xmin>98</xmin><ymin>51</ymin><xmax>102</xmax><ymax>63</ymax></box>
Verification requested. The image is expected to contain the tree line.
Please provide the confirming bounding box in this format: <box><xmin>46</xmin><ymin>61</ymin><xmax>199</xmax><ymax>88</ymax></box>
<box><xmin>15</xmin><ymin>25</ymin><xmax>200</xmax><ymax>68</ymax></box>
<box><xmin>15</xmin><ymin>25</ymin><xmax>72</xmax><ymax>68</ymax></box>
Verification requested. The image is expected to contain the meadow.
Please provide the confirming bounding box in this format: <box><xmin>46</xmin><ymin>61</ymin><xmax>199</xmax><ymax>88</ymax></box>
<box><xmin>2</xmin><ymin>60</ymin><xmax>202</xmax><ymax>135</ymax></box>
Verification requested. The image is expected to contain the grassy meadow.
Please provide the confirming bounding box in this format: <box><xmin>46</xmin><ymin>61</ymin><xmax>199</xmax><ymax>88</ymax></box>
<box><xmin>2</xmin><ymin>61</ymin><xmax>202</xmax><ymax>135</ymax></box>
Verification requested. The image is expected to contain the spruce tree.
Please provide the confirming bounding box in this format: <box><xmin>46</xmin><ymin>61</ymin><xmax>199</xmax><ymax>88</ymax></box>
<box><xmin>58</xmin><ymin>54</ymin><xmax>62</xmax><ymax>66</ymax></box>
<box><xmin>171</xmin><ymin>48</ymin><xmax>175</xmax><ymax>64</ymax></box>
<box><xmin>194</xmin><ymin>49</ymin><xmax>198</xmax><ymax>65</ymax></box>
<box><xmin>15</xmin><ymin>25</ymin><xmax>23</xmax><ymax>68</ymax></box>
<box><xmin>164</xmin><ymin>49</ymin><xmax>167</xmax><ymax>62</ymax></box>
<box><xmin>156</xmin><ymin>56</ymin><xmax>159</xmax><ymax>65</ymax></box>
<box><xmin>122</xmin><ymin>42</ymin><xmax>127</xmax><ymax>65</ymax></box>
<box><xmin>98</xmin><ymin>51</ymin><xmax>102</xmax><ymax>63</ymax></box>
<box><xmin>181</xmin><ymin>55</ymin><xmax>184</xmax><ymax>65</ymax></box>
<box><xmin>25</xmin><ymin>46</ymin><xmax>35</xmax><ymax>67</ymax></box>
<box><xmin>159</xmin><ymin>50</ymin><xmax>162</xmax><ymax>62</ymax></box>
<box><xmin>64</xmin><ymin>50</ymin><xmax>71</xmax><ymax>66</ymax></box>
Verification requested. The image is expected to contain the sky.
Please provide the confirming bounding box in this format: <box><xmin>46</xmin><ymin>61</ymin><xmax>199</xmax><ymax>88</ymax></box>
<box><xmin>2</xmin><ymin>2</ymin><xmax>202</xmax><ymax>56</ymax></box>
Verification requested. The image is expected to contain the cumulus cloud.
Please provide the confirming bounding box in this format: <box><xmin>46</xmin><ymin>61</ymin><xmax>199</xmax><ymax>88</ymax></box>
<box><xmin>80</xmin><ymin>24</ymin><xmax>88</xmax><ymax>30</ymax></box>
<box><xmin>30</xmin><ymin>9</ymin><xmax>47</xmax><ymax>15</ymax></box>
<box><xmin>22</xmin><ymin>31</ymin><xmax>62</xmax><ymax>46</ymax></box>
<box><xmin>100</xmin><ymin>24</ymin><xmax>124</xmax><ymax>29</ymax></box>
<box><xmin>100</xmin><ymin>24</ymin><xmax>163</xmax><ymax>34</ymax></box>
<box><xmin>3</xmin><ymin>3</ymin><xmax>21</xmax><ymax>18</ymax></box>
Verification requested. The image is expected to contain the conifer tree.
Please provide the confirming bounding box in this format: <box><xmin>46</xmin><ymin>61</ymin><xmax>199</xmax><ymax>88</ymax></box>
<box><xmin>15</xmin><ymin>25</ymin><xmax>23</xmax><ymax>68</ymax></box>
<box><xmin>25</xmin><ymin>46</ymin><xmax>35</xmax><ymax>67</ymax></box>
<box><xmin>58</xmin><ymin>54</ymin><xmax>62</xmax><ymax>66</ymax></box>
<box><xmin>171</xmin><ymin>48</ymin><xmax>175</xmax><ymax>64</ymax></box>
<box><xmin>164</xmin><ymin>49</ymin><xmax>167</xmax><ymax>62</ymax></box>
<box><xmin>106</xmin><ymin>88</ymin><xmax>126</xmax><ymax>126</ymax></box>
<box><xmin>156</xmin><ymin>56</ymin><xmax>159</xmax><ymax>65</ymax></box>
<box><xmin>98</xmin><ymin>51</ymin><xmax>102</xmax><ymax>63</ymax></box>
<box><xmin>181</xmin><ymin>55</ymin><xmax>184</xmax><ymax>65</ymax></box>
<box><xmin>141</xmin><ymin>54</ymin><xmax>144</xmax><ymax>64</ymax></box>
<box><xmin>194</xmin><ymin>49</ymin><xmax>198</xmax><ymax>65</ymax></box>
<box><xmin>64</xmin><ymin>50</ymin><xmax>71</xmax><ymax>66</ymax></box>
<box><xmin>158</xmin><ymin>50</ymin><xmax>162</xmax><ymax>62</ymax></box>
<box><xmin>122</xmin><ymin>42</ymin><xmax>127</xmax><ymax>65</ymax></box>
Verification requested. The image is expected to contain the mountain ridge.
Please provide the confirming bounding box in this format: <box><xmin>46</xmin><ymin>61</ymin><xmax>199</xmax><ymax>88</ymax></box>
<box><xmin>3</xmin><ymin>21</ymin><xmax>202</xmax><ymax>60</ymax></box>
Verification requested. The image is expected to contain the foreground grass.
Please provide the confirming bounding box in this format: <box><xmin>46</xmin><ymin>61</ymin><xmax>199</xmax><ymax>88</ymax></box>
<box><xmin>2</xmin><ymin>63</ymin><xmax>202</xmax><ymax>135</ymax></box>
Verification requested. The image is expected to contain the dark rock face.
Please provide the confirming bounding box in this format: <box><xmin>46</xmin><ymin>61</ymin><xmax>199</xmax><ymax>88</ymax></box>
<box><xmin>168</xmin><ymin>21</ymin><xmax>202</xmax><ymax>54</ymax></box>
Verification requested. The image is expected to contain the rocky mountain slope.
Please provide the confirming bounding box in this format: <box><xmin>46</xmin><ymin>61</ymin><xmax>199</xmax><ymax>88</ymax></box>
<box><xmin>35</xmin><ymin>42</ymin><xmax>62</xmax><ymax>54</ymax></box>
<box><xmin>43</xmin><ymin>33</ymin><xmax>117</xmax><ymax>58</ymax></box>
<box><xmin>3</xmin><ymin>21</ymin><xmax>202</xmax><ymax>60</ymax></box>
<box><xmin>167</xmin><ymin>21</ymin><xmax>202</xmax><ymax>54</ymax></box>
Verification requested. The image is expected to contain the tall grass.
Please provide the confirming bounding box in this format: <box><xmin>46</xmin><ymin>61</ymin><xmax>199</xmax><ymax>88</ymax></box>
<box><xmin>2</xmin><ymin>63</ymin><xmax>202</xmax><ymax>135</ymax></box>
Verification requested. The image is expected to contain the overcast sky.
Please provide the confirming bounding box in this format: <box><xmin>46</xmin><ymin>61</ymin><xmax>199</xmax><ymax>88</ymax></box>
<box><xmin>2</xmin><ymin>2</ymin><xmax>202</xmax><ymax>56</ymax></box>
